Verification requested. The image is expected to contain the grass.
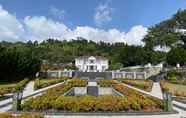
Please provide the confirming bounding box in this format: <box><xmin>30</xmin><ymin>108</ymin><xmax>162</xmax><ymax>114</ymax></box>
<box><xmin>160</xmin><ymin>80</ymin><xmax>186</xmax><ymax>97</ymax></box>
<box><xmin>116</xmin><ymin>78</ymin><xmax>153</xmax><ymax>92</ymax></box>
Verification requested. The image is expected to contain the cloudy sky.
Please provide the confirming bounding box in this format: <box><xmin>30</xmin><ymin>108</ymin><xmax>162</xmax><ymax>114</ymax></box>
<box><xmin>0</xmin><ymin>0</ymin><xmax>186</xmax><ymax>45</ymax></box>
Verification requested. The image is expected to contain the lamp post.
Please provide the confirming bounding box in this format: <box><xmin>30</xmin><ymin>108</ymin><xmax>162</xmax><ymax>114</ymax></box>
<box><xmin>12</xmin><ymin>91</ymin><xmax>23</xmax><ymax>111</ymax></box>
<box><xmin>163</xmin><ymin>92</ymin><xmax>173</xmax><ymax>112</ymax></box>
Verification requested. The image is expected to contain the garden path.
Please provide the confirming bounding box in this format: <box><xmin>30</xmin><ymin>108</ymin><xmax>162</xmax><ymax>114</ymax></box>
<box><xmin>150</xmin><ymin>82</ymin><xmax>163</xmax><ymax>99</ymax></box>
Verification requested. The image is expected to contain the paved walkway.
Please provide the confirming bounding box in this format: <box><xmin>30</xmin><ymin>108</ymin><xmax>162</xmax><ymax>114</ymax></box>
<box><xmin>150</xmin><ymin>82</ymin><xmax>163</xmax><ymax>99</ymax></box>
<box><xmin>23</xmin><ymin>81</ymin><xmax>35</xmax><ymax>97</ymax></box>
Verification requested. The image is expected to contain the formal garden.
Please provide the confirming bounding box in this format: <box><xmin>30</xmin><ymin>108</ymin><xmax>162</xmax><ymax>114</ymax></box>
<box><xmin>20</xmin><ymin>79</ymin><xmax>164</xmax><ymax>113</ymax></box>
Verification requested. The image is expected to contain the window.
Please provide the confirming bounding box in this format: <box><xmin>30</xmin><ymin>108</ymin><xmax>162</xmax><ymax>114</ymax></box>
<box><xmin>90</xmin><ymin>59</ymin><xmax>95</xmax><ymax>63</ymax></box>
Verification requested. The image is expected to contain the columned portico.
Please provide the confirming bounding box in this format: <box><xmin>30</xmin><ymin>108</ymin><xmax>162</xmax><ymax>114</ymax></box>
<box><xmin>75</xmin><ymin>56</ymin><xmax>109</xmax><ymax>72</ymax></box>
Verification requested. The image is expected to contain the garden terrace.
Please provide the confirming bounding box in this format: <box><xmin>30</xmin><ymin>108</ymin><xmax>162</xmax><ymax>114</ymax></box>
<box><xmin>115</xmin><ymin>78</ymin><xmax>153</xmax><ymax>92</ymax></box>
<box><xmin>22</xmin><ymin>79</ymin><xmax>164</xmax><ymax>112</ymax></box>
<box><xmin>160</xmin><ymin>80</ymin><xmax>186</xmax><ymax>97</ymax></box>
<box><xmin>34</xmin><ymin>77</ymin><xmax>69</xmax><ymax>90</ymax></box>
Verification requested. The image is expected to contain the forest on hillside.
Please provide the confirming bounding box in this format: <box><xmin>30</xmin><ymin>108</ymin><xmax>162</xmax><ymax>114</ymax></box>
<box><xmin>1</xmin><ymin>9</ymin><xmax>186</xmax><ymax>81</ymax></box>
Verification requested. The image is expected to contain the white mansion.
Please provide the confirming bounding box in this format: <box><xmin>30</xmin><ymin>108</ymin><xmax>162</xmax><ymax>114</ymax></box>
<box><xmin>75</xmin><ymin>56</ymin><xmax>109</xmax><ymax>72</ymax></box>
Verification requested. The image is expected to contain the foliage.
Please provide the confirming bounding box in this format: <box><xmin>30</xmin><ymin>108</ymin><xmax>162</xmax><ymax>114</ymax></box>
<box><xmin>113</xmin><ymin>84</ymin><xmax>164</xmax><ymax>111</ymax></box>
<box><xmin>34</xmin><ymin>77</ymin><xmax>68</xmax><ymax>90</ymax></box>
<box><xmin>167</xmin><ymin>48</ymin><xmax>186</xmax><ymax>66</ymax></box>
<box><xmin>68</xmin><ymin>78</ymin><xmax>88</xmax><ymax>87</ymax></box>
<box><xmin>0</xmin><ymin>45</ymin><xmax>41</xmax><ymax>82</ymax></box>
<box><xmin>97</xmin><ymin>80</ymin><xmax>117</xmax><ymax>87</ymax></box>
<box><xmin>44</xmin><ymin>79</ymin><xmax>87</xmax><ymax>95</ymax></box>
<box><xmin>160</xmin><ymin>80</ymin><xmax>186</xmax><ymax>97</ymax></box>
<box><xmin>22</xmin><ymin>95</ymin><xmax>162</xmax><ymax>112</ymax></box>
<box><xmin>117</xmin><ymin>79</ymin><xmax>153</xmax><ymax>92</ymax></box>
<box><xmin>0</xmin><ymin>39</ymin><xmax>164</xmax><ymax>69</ymax></box>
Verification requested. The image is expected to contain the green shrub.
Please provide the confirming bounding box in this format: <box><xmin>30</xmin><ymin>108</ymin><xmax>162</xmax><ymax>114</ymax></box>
<box><xmin>34</xmin><ymin>77</ymin><xmax>68</xmax><ymax>90</ymax></box>
<box><xmin>68</xmin><ymin>79</ymin><xmax>87</xmax><ymax>87</ymax></box>
<box><xmin>14</xmin><ymin>78</ymin><xmax>29</xmax><ymax>92</ymax></box>
<box><xmin>97</xmin><ymin>80</ymin><xmax>117</xmax><ymax>87</ymax></box>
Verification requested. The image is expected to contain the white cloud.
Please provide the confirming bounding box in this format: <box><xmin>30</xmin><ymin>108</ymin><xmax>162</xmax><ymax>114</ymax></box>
<box><xmin>125</xmin><ymin>25</ymin><xmax>148</xmax><ymax>46</ymax></box>
<box><xmin>0</xmin><ymin>5</ymin><xmax>25</xmax><ymax>42</ymax></box>
<box><xmin>49</xmin><ymin>6</ymin><xmax>65</xmax><ymax>20</ymax></box>
<box><xmin>94</xmin><ymin>1</ymin><xmax>113</xmax><ymax>27</ymax></box>
<box><xmin>24</xmin><ymin>16</ymin><xmax>69</xmax><ymax>42</ymax></box>
<box><xmin>0</xmin><ymin>4</ymin><xmax>148</xmax><ymax>46</ymax></box>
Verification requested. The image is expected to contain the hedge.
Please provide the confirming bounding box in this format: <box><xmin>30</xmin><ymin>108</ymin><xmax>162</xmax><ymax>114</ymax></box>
<box><xmin>120</xmin><ymin>79</ymin><xmax>153</xmax><ymax>92</ymax></box>
<box><xmin>22</xmin><ymin>95</ymin><xmax>163</xmax><ymax>112</ymax></box>
<box><xmin>97</xmin><ymin>80</ymin><xmax>117</xmax><ymax>87</ymax></box>
<box><xmin>113</xmin><ymin>84</ymin><xmax>164</xmax><ymax>111</ymax></box>
<box><xmin>44</xmin><ymin>79</ymin><xmax>87</xmax><ymax>96</ymax></box>
<box><xmin>34</xmin><ymin>77</ymin><xmax>68</xmax><ymax>90</ymax></box>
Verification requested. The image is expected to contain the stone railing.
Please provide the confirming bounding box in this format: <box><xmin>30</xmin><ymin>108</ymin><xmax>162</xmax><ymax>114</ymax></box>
<box><xmin>111</xmin><ymin>71</ymin><xmax>146</xmax><ymax>79</ymax></box>
<box><xmin>39</xmin><ymin>70</ymin><xmax>74</xmax><ymax>78</ymax></box>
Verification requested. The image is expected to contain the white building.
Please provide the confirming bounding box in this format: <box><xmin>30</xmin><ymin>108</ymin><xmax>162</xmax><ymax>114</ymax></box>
<box><xmin>75</xmin><ymin>56</ymin><xmax>109</xmax><ymax>72</ymax></box>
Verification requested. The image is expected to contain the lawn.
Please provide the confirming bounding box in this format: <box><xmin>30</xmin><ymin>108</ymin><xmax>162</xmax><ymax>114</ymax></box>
<box><xmin>160</xmin><ymin>80</ymin><xmax>186</xmax><ymax>97</ymax></box>
<box><xmin>115</xmin><ymin>79</ymin><xmax>153</xmax><ymax>92</ymax></box>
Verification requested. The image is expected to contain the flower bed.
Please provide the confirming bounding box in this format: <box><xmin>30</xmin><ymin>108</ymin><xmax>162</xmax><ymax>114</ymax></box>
<box><xmin>160</xmin><ymin>80</ymin><xmax>186</xmax><ymax>97</ymax></box>
<box><xmin>34</xmin><ymin>77</ymin><xmax>68</xmax><ymax>90</ymax></box>
<box><xmin>115</xmin><ymin>79</ymin><xmax>153</xmax><ymax>92</ymax></box>
<box><xmin>0</xmin><ymin>113</ymin><xmax>43</xmax><ymax>118</ymax></box>
<box><xmin>113</xmin><ymin>84</ymin><xmax>164</xmax><ymax>111</ymax></box>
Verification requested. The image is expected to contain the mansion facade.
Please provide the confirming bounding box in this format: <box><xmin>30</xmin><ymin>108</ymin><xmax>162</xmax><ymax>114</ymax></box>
<box><xmin>75</xmin><ymin>56</ymin><xmax>109</xmax><ymax>72</ymax></box>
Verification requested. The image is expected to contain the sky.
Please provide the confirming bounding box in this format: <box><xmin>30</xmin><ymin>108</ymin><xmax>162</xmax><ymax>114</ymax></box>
<box><xmin>0</xmin><ymin>0</ymin><xmax>186</xmax><ymax>45</ymax></box>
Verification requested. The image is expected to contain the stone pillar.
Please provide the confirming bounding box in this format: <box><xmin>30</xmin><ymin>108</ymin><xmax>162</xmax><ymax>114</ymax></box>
<box><xmin>12</xmin><ymin>92</ymin><xmax>23</xmax><ymax>111</ymax></box>
<box><xmin>163</xmin><ymin>92</ymin><xmax>173</xmax><ymax>112</ymax></box>
<box><xmin>87</xmin><ymin>82</ymin><xmax>98</xmax><ymax>96</ymax></box>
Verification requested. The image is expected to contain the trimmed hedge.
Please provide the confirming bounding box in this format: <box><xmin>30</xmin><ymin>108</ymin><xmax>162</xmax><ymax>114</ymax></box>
<box><xmin>97</xmin><ymin>80</ymin><xmax>117</xmax><ymax>87</ymax></box>
<box><xmin>22</xmin><ymin>95</ymin><xmax>163</xmax><ymax>112</ymax></box>
<box><xmin>44</xmin><ymin>79</ymin><xmax>87</xmax><ymax>95</ymax></box>
<box><xmin>120</xmin><ymin>79</ymin><xmax>153</xmax><ymax>92</ymax></box>
<box><xmin>34</xmin><ymin>77</ymin><xmax>68</xmax><ymax>90</ymax></box>
<box><xmin>113</xmin><ymin>84</ymin><xmax>164</xmax><ymax>111</ymax></box>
